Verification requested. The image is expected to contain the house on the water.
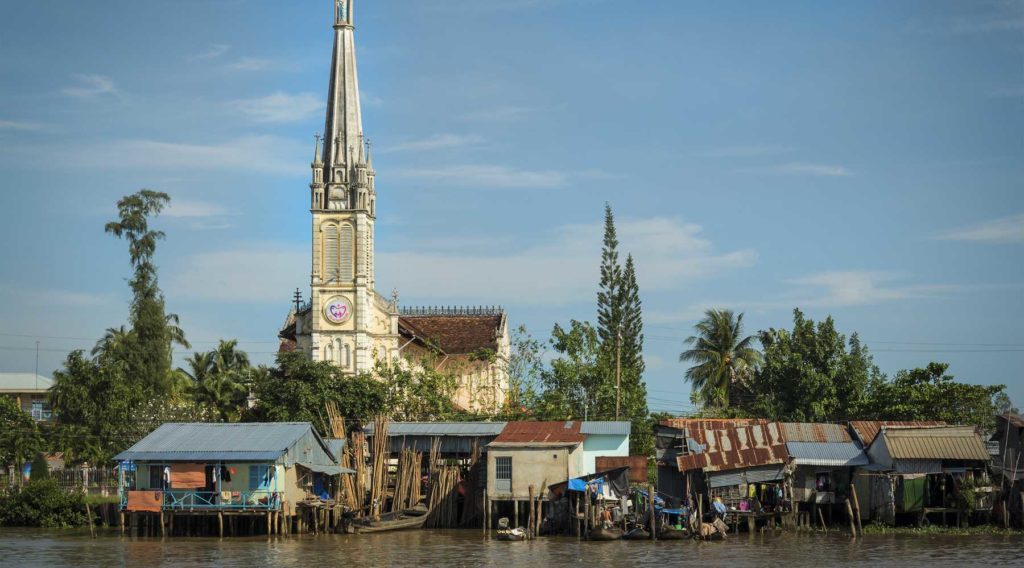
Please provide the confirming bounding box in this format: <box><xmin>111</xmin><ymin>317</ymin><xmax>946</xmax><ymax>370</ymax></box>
<box><xmin>990</xmin><ymin>413</ymin><xmax>1024</xmax><ymax>527</ymax></box>
<box><xmin>115</xmin><ymin>422</ymin><xmax>349</xmax><ymax>536</ymax></box>
<box><xmin>859</xmin><ymin>423</ymin><xmax>992</xmax><ymax>525</ymax></box>
<box><xmin>782</xmin><ymin>422</ymin><xmax>868</xmax><ymax>506</ymax></box>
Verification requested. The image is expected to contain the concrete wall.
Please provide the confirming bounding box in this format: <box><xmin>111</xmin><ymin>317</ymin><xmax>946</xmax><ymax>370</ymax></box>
<box><xmin>581</xmin><ymin>434</ymin><xmax>629</xmax><ymax>476</ymax></box>
<box><xmin>487</xmin><ymin>445</ymin><xmax>583</xmax><ymax>499</ymax></box>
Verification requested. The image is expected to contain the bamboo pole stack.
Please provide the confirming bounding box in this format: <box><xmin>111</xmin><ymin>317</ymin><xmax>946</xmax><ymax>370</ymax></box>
<box><xmin>369</xmin><ymin>415</ymin><xmax>390</xmax><ymax>520</ymax></box>
<box><xmin>324</xmin><ymin>403</ymin><xmax>362</xmax><ymax>511</ymax></box>
<box><xmin>351</xmin><ymin>429</ymin><xmax>367</xmax><ymax>516</ymax></box>
<box><xmin>390</xmin><ymin>447</ymin><xmax>423</xmax><ymax>512</ymax></box>
<box><xmin>425</xmin><ymin>465</ymin><xmax>461</xmax><ymax>529</ymax></box>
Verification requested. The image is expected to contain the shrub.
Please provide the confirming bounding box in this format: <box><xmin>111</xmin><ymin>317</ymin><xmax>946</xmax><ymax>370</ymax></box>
<box><xmin>0</xmin><ymin>479</ymin><xmax>89</xmax><ymax>528</ymax></box>
<box><xmin>29</xmin><ymin>452</ymin><xmax>49</xmax><ymax>482</ymax></box>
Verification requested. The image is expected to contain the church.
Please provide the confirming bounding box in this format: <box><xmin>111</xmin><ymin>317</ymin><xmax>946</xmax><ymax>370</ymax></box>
<box><xmin>278</xmin><ymin>1</ymin><xmax>510</xmax><ymax>414</ymax></box>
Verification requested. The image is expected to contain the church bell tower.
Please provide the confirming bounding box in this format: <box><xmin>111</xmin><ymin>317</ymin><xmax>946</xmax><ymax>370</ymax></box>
<box><xmin>309</xmin><ymin>0</ymin><xmax>388</xmax><ymax>373</ymax></box>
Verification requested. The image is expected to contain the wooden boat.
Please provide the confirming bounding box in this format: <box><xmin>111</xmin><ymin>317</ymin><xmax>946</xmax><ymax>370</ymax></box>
<box><xmin>623</xmin><ymin>527</ymin><xmax>651</xmax><ymax>540</ymax></box>
<box><xmin>353</xmin><ymin>512</ymin><xmax>427</xmax><ymax>533</ymax></box>
<box><xmin>589</xmin><ymin>525</ymin><xmax>623</xmax><ymax>541</ymax></box>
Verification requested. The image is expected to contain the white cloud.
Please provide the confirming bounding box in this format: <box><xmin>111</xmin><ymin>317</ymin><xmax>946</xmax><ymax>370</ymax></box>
<box><xmin>760</xmin><ymin>163</ymin><xmax>853</xmax><ymax>177</ymax></box>
<box><xmin>379</xmin><ymin>217</ymin><xmax>756</xmax><ymax>306</ymax></box>
<box><xmin>395</xmin><ymin>164</ymin><xmax>588</xmax><ymax>189</ymax></box>
<box><xmin>228</xmin><ymin>58</ymin><xmax>272</xmax><ymax>71</ymax></box>
<box><xmin>378</xmin><ymin>133</ymin><xmax>484</xmax><ymax>154</ymax></box>
<box><xmin>235</xmin><ymin>92</ymin><xmax>322</xmax><ymax>123</ymax></box>
<box><xmin>658</xmin><ymin>271</ymin><xmax>950</xmax><ymax>323</ymax></box>
<box><xmin>361</xmin><ymin>92</ymin><xmax>384</xmax><ymax>107</ymax></box>
<box><xmin>0</xmin><ymin>119</ymin><xmax>46</xmax><ymax>131</ymax></box>
<box><xmin>168</xmin><ymin>245</ymin><xmax>307</xmax><ymax>304</ymax></box>
<box><xmin>61</xmin><ymin>135</ymin><xmax>305</xmax><ymax>175</ymax></box>
<box><xmin>0</xmin><ymin>284</ymin><xmax>115</xmax><ymax>308</ymax></box>
<box><xmin>191</xmin><ymin>43</ymin><xmax>230</xmax><ymax>61</ymax></box>
<box><xmin>61</xmin><ymin>74</ymin><xmax>118</xmax><ymax>98</ymax></box>
<box><xmin>935</xmin><ymin>213</ymin><xmax>1024</xmax><ymax>244</ymax></box>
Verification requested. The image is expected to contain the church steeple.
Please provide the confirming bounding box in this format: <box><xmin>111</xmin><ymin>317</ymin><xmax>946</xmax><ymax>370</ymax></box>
<box><xmin>320</xmin><ymin>0</ymin><xmax>369</xmax><ymax>212</ymax></box>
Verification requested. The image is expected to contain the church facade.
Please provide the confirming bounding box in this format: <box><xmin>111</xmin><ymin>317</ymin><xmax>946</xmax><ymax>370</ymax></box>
<box><xmin>279</xmin><ymin>1</ymin><xmax>510</xmax><ymax>414</ymax></box>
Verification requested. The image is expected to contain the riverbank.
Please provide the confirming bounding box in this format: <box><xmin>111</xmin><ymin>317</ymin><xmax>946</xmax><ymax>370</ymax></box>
<box><xmin>1</xmin><ymin>528</ymin><xmax>1022</xmax><ymax>568</ymax></box>
<box><xmin>859</xmin><ymin>524</ymin><xmax>1024</xmax><ymax>536</ymax></box>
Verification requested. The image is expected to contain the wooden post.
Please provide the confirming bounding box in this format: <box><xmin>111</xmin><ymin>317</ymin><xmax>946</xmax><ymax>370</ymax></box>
<box><xmin>697</xmin><ymin>495</ymin><xmax>703</xmax><ymax>537</ymax></box>
<box><xmin>818</xmin><ymin>507</ymin><xmax>827</xmax><ymax>533</ymax></box>
<box><xmin>119</xmin><ymin>511</ymin><xmax>125</xmax><ymax>536</ymax></box>
<box><xmin>584</xmin><ymin>488</ymin><xmax>591</xmax><ymax>537</ymax></box>
<box><xmin>158</xmin><ymin>512</ymin><xmax>165</xmax><ymax>538</ymax></box>
<box><xmin>85</xmin><ymin>502</ymin><xmax>96</xmax><ymax>539</ymax></box>
<box><xmin>851</xmin><ymin>484</ymin><xmax>863</xmax><ymax>535</ymax></box>
<box><xmin>845</xmin><ymin>499</ymin><xmax>856</xmax><ymax>537</ymax></box>
<box><xmin>483</xmin><ymin>491</ymin><xmax>489</xmax><ymax>537</ymax></box>
<box><xmin>648</xmin><ymin>484</ymin><xmax>656</xmax><ymax>540</ymax></box>
<box><xmin>514</xmin><ymin>499</ymin><xmax>519</xmax><ymax>528</ymax></box>
<box><xmin>528</xmin><ymin>486</ymin><xmax>535</xmax><ymax>539</ymax></box>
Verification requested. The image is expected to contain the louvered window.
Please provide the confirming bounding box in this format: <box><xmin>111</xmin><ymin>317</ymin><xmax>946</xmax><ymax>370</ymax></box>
<box><xmin>339</xmin><ymin>224</ymin><xmax>354</xmax><ymax>281</ymax></box>
<box><xmin>323</xmin><ymin>224</ymin><xmax>339</xmax><ymax>282</ymax></box>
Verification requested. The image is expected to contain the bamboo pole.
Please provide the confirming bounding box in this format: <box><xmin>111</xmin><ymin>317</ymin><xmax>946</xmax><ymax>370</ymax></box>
<box><xmin>818</xmin><ymin>507</ymin><xmax>827</xmax><ymax>532</ymax></box>
<box><xmin>649</xmin><ymin>484</ymin><xmax>656</xmax><ymax>540</ymax></box>
<box><xmin>850</xmin><ymin>484</ymin><xmax>864</xmax><ymax>535</ymax></box>
<box><xmin>528</xmin><ymin>486</ymin><xmax>535</xmax><ymax>539</ymax></box>
<box><xmin>846</xmin><ymin>499</ymin><xmax>856</xmax><ymax>537</ymax></box>
<box><xmin>85</xmin><ymin>501</ymin><xmax>97</xmax><ymax>539</ymax></box>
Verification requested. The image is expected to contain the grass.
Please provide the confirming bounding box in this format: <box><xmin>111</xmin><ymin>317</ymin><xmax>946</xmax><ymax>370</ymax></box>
<box><xmin>860</xmin><ymin>524</ymin><xmax>1024</xmax><ymax>536</ymax></box>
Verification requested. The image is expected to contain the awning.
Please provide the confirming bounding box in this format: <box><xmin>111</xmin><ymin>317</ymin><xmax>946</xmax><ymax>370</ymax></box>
<box><xmin>708</xmin><ymin>464</ymin><xmax>785</xmax><ymax>488</ymax></box>
<box><xmin>299</xmin><ymin>462</ymin><xmax>355</xmax><ymax>475</ymax></box>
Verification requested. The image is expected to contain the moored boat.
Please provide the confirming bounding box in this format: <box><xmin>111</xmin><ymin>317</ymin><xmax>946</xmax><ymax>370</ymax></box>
<box><xmin>589</xmin><ymin>525</ymin><xmax>624</xmax><ymax>541</ymax></box>
<box><xmin>623</xmin><ymin>527</ymin><xmax>651</xmax><ymax>540</ymax></box>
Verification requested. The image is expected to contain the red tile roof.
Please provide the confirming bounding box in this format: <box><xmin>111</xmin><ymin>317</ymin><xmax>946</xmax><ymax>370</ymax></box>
<box><xmin>399</xmin><ymin>314</ymin><xmax>502</xmax><ymax>354</ymax></box>
<box><xmin>492</xmin><ymin>421</ymin><xmax>585</xmax><ymax>445</ymax></box>
<box><xmin>850</xmin><ymin>421</ymin><xmax>946</xmax><ymax>448</ymax></box>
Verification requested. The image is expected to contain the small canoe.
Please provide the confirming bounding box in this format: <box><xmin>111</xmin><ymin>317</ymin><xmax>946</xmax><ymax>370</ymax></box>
<box><xmin>623</xmin><ymin>527</ymin><xmax>651</xmax><ymax>540</ymax></box>
<box><xmin>589</xmin><ymin>526</ymin><xmax>623</xmax><ymax>541</ymax></box>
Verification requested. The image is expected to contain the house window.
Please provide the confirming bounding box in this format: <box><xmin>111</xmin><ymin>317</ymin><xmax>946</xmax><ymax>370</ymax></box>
<box><xmin>31</xmin><ymin>400</ymin><xmax>44</xmax><ymax>421</ymax></box>
<box><xmin>249</xmin><ymin>465</ymin><xmax>274</xmax><ymax>491</ymax></box>
<box><xmin>815</xmin><ymin>471</ymin><xmax>832</xmax><ymax>492</ymax></box>
<box><xmin>495</xmin><ymin>456</ymin><xmax>512</xmax><ymax>494</ymax></box>
<box><xmin>149</xmin><ymin>465</ymin><xmax>167</xmax><ymax>490</ymax></box>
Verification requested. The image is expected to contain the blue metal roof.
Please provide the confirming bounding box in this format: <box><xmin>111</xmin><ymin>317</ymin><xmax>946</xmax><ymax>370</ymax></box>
<box><xmin>786</xmin><ymin>442</ymin><xmax>869</xmax><ymax>467</ymax></box>
<box><xmin>580</xmin><ymin>421</ymin><xmax>632</xmax><ymax>436</ymax></box>
<box><xmin>364</xmin><ymin>421</ymin><xmax>507</xmax><ymax>437</ymax></box>
<box><xmin>114</xmin><ymin>422</ymin><xmax>332</xmax><ymax>463</ymax></box>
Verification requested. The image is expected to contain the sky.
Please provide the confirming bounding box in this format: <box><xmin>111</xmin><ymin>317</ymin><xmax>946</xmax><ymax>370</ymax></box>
<box><xmin>0</xmin><ymin>0</ymin><xmax>1022</xmax><ymax>414</ymax></box>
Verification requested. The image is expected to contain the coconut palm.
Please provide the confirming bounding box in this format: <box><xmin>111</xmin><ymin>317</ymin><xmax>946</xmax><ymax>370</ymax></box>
<box><xmin>91</xmin><ymin>325</ymin><xmax>132</xmax><ymax>362</ymax></box>
<box><xmin>178</xmin><ymin>342</ymin><xmax>250</xmax><ymax>421</ymax></box>
<box><xmin>679</xmin><ymin>309</ymin><xmax>762</xmax><ymax>408</ymax></box>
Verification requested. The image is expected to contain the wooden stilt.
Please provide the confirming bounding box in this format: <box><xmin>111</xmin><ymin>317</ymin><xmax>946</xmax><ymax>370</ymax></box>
<box><xmin>649</xmin><ymin>484</ymin><xmax>657</xmax><ymax>540</ymax></box>
<box><xmin>482</xmin><ymin>490</ymin><xmax>488</xmax><ymax>536</ymax></box>
<box><xmin>158</xmin><ymin>512</ymin><xmax>164</xmax><ymax>538</ymax></box>
<box><xmin>850</xmin><ymin>484</ymin><xmax>864</xmax><ymax>535</ymax></box>
<box><xmin>218</xmin><ymin>512</ymin><xmax>223</xmax><ymax>538</ymax></box>
<box><xmin>846</xmin><ymin>499</ymin><xmax>856</xmax><ymax>537</ymax></box>
<box><xmin>818</xmin><ymin>507</ymin><xmax>827</xmax><ymax>532</ymax></box>
<box><xmin>527</xmin><ymin>486</ymin><xmax>535</xmax><ymax>539</ymax></box>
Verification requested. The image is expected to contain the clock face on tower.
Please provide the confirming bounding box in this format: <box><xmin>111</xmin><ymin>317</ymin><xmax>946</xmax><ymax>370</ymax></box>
<box><xmin>323</xmin><ymin>295</ymin><xmax>353</xmax><ymax>324</ymax></box>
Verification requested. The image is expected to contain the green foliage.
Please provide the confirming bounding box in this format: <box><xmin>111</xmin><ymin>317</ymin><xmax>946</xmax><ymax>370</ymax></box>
<box><xmin>0</xmin><ymin>479</ymin><xmax>89</xmax><ymax>528</ymax></box>
<box><xmin>596</xmin><ymin>203</ymin><xmax>622</xmax><ymax>358</ymax></box>
<box><xmin>742</xmin><ymin>309</ymin><xmax>876</xmax><ymax>422</ymax></box>
<box><xmin>29</xmin><ymin>453</ymin><xmax>49</xmax><ymax>482</ymax></box>
<box><xmin>680</xmin><ymin>309</ymin><xmax>762</xmax><ymax>409</ymax></box>
<box><xmin>248</xmin><ymin>352</ymin><xmax>460</xmax><ymax>432</ymax></box>
<box><xmin>180</xmin><ymin>340</ymin><xmax>252</xmax><ymax>421</ymax></box>
<box><xmin>501</xmin><ymin>325</ymin><xmax>546</xmax><ymax>418</ymax></box>
<box><xmin>862</xmin><ymin>362</ymin><xmax>1005</xmax><ymax>429</ymax></box>
<box><xmin>104</xmin><ymin>189</ymin><xmax>189</xmax><ymax>396</ymax></box>
<box><xmin>533</xmin><ymin>320</ymin><xmax>605</xmax><ymax>420</ymax></box>
<box><xmin>618</xmin><ymin>254</ymin><xmax>651</xmax><ymax>456</ymax></box>
<box><xmin>0</xmin><ymin>396</ymin><xmax>42</xmax><ymax>469</ymax></box>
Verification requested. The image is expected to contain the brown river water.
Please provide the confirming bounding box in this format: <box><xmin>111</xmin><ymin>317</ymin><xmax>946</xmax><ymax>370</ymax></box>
<box><xmin>0</xmin><ymin>528</ymin><xmax>1021</xmax><ymax>567</ymax></box>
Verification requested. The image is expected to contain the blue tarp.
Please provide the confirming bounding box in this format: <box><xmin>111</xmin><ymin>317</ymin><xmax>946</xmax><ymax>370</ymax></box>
<box><xmin>567</xmin><ymin>477</ymin><xmax>604</xmax><ymax>493</ymax></box>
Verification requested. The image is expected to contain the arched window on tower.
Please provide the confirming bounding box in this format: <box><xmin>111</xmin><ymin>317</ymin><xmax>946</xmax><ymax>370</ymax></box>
<box><xmin>339</xmin><ymin>224</ymin><xmax>354</xmax><ymax>281</ymax></box>
<box><xmin>323</xmin><ymin>224</ymin><xmax>339</xmax><ymax>282</ymax></box>
<box><xmin>335</xmin><ymin>338</ymin><xmax>343</xmax><ymax>365</ymax></box>
<box><xmin>325</xmin><ymin>341</ymin><xmax>334</xmax><ymax>363</ymax></box>
<box><xmin>343</xmin><ymin>343</ymin><xmax>351</xmax><ymax>368</ymax></box>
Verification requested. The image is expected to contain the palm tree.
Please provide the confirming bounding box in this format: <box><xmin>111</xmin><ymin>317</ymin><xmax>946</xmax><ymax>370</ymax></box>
<box><xmin>679</xmin><ymin>309</ymin><xmax>762</xmax><ymax>408</ymax></box>
<box><xmin>178</xmin><ymin>342</ymin><xmax>250</xmax><ymax>421</ymax></box>
<box><xmin>91</xmin><ymin>325</ymin><xmax>132</xmax><ymax>361</ymax></box>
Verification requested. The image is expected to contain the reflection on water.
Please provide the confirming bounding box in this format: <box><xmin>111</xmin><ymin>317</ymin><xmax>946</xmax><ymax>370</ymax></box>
<box><xmin>0</xmin><ymin>528</ymin><xmax>1021</xmax><ymax>567</ymax></box>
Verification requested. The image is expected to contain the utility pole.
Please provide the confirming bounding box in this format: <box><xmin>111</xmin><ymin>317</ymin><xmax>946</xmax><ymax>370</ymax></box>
<box><xmin>35</xmin><ymin>340</ymin><xmax>39</xmax><ymax>390</ymax></box>
<box><xmin>615</xmin><ymin>329</ymin><xmax>622</xmax><ymax>421</ymax></box>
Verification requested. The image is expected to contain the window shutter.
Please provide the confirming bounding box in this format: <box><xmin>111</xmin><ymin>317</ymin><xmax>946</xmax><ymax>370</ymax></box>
<box><xmin>323</xmin><ymin>224</ymin><xmax>339</xmax><ymax>281</ymax></box>
<box><xmin>340</xmin><ymin>224</ymin><xmax>354</xmax><ymax>281</ymax></box>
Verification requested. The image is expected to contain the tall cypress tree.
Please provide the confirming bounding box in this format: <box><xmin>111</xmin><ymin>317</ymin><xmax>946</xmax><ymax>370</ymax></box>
<box><xmin>618</xmin><ymin>254</ymin><xmax>651</xmax><ymax>455</ymax></box>
<box><xmin>595</xmin><ymin>203</ymin><xmax>622</xmax><ymax>418</ymax></box>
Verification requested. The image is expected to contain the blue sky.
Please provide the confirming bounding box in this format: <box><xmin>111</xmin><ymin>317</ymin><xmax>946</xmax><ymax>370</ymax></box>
<box><xmin>1</xmin><ymin>0</ymin><xmax>1021</xmax><ymax>414</ymax></box>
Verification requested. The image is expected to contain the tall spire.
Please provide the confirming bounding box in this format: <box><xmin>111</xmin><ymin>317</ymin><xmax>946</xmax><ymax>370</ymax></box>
<box><xmin>322</xmin><ymin>0</ymin><xmax>363</xmax><ymax>204</ymax></box>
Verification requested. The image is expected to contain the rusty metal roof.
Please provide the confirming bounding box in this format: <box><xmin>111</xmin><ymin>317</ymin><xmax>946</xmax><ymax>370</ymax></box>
<box><xmin>492</xmin><ymin>421</ymin><xmax>585</xmax><ymax>445</ymax></box>
<box><xmin>881</xmin><ymin>426</ymin><xmax>990</xmax><ymax>461</ymax></box>
<box><xmin>850</xmin><ymin>420</ymin><xmax>946</xmax><ymax>448</ymax></box>
<box><xmin>781</xmin><ymin>423</ymin><xmax>853</xmax><ymax>443</ymax></box>
<box><xmin>659</xmin><ymin>418</ymin><xmax>766</xmax><ymax>435</ymax></box>
<box><xmin>997</xmin><ymin>413</ymin><xmax>1024</xmax><ymax>428</ymax></box>
<box><xmin>676</xmin><ymin>422</ymin><xmax>788</xmax><ymax>473</ymax></box>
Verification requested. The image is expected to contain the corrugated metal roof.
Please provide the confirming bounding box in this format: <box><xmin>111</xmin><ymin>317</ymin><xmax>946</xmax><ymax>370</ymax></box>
<box><xmin>677</xmin><ymin>422</ymin><xmax>788</xmax><ymax>473</ymax></box>
<box><xmin>781</xmin><ymin>423</ymin><xmax>852</xmax><ymax>443</ymax></box>
<box><xmin>786</xmin><ymin>442</ymin><xmax>869</xmax><ymax>467</ymax></box>
<box><xmin>364</xmin><ymin>421</ymin><xmax>507</xmax><ymax>437</ymax></box>
<box><xmin>659</xmin><ymin>418</ymin><xmax>766</xmax><ymax>437</ymax></box>
<box><xmin>997</xmin><ymin>413</ymin><xmax>1024</xmax><ymax>428</ymax></box>
<box><xmin>492</xmin><ymin>421</ymin><xmax>585</xmax><ymax>444</ymax></box>
<box><xmin>850</xmin><ymin>420</ymin><xmax>945</xmax><ymax>447</ymax></box>
<box><xmin>580</xmin><ymin>421</ymin><xmax>631</xmax><ymax>435</ymax></box>
<box><xmin>114</xmin><ymin>422</ymin><xmax>328</xmax><ymax>462</ymax></box>
<box><xmin>0</xmin><ymin>373</ymin><xmax>53</xmax><ymax>392</ymax></box>
<box><xmin>882</xmin><ymin>426</ymin><xmax>990</xmax><ymax>461</ymax></box>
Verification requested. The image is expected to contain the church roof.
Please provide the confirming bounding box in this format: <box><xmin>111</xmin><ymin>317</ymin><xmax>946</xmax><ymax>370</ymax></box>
<box><xmin>399</xmin><ymin>307</ymin><xmax>504</xmax><ymax>355</ymax></box>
